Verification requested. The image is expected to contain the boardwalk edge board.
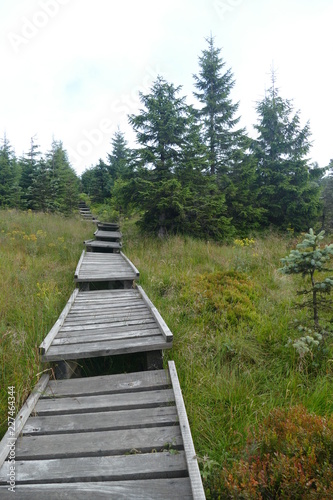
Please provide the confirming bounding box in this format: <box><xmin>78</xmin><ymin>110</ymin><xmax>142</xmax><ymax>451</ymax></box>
<box><xmin>168</xmin><ymin>361</ymin><xmax>206</xmax><ymax>500</ymax></box>
<box><xmin>74</xmin><ymin>250</ymin><xmax>85</xmax><ymax>279</ymax></box>
<box><xmin>0</xmin><ymin>374</ymin><xmax>50</xmax><ymax>469</ymax></box>
<box><xmin>137</xmin><ymin>285</ymin><xmax>173</xmax><ymax>343</ymax></box>
<box><xmin>39</xmin><ymin>289</ymin><xmax>79</xmax><ymax>355</ymax></box>
<box><xmin>120</xmin><ymin>251</ymin><xmax>140</xmax><ymax>277</ymax></box>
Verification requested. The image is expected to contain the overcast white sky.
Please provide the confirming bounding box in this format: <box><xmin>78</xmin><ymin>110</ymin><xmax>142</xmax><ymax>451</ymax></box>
<box><xmin>1</xmin><ymin>0</ymin><xmax>332</xmax><ymax>175</ymax></box>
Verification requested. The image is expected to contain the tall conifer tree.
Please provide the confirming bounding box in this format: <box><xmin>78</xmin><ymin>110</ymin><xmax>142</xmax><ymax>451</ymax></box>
<box><xmin>193</xmin><ymin>35</ymin><xmax>245</xmax><ymax>180</ymax></box>
<box><xmin>252</xmin><ymin>74</ymin><xmax>323</xmax><ymax>230</ymax></box>
<box><xmin>0</xmin><ymin>135</ymin><xmax>20</xmax><ymax>207</ymax></box>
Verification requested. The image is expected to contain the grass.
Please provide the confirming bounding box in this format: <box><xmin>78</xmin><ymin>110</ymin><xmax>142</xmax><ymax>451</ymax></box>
<box><xmin>0</xmin><ymin>209</ymin><xmax>94</xmax><ymax>438</ymax></box>
<box><xmin>1</xmin><ymin>211</ymin><xmax>333</xmax><ymax>497</ymax></box>
<box><xmin>121</xmin><ymin>222</ymin><xmax>333</xmax><ymax>495</ymax></box>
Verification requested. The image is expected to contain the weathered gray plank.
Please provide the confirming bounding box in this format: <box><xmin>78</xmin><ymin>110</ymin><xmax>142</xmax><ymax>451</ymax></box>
<box><xmin>94</xmin><ymin>230</ymin><xmax>122</xmax><ymax>240</ymax></box>
<box><xmin>0</xmin><ymin>375</ymin><xmax>49</xmax><ymax>468</ymax></box>
<box><xmin>55</xmin><ymin>322</ymin><xmax>158</xmax><ymax>339</ymax></box>
<box><xmin>43</xmin><ymin>368</ymin><xmax>169</xmax><ymax>397</ymax></box>
<box><xmin>138</xmin><ymin>285</ymin><xmax>173</xmax><ymax>343</ymax></box>
<box><xmin>51</xmin><ymin>328</ymin><xmax>161</xmax><ymax>346</ymax></box>
<box><xmin>59</xmin><ymin>317</ymin><xmax>156</xmax><ymax>333</ymax></box>
<box><xmin>39</xmin><ymin>289</ymin><xmax>79</xmax><ymax>354</ymax></box>
<box><xmin>74</xmin><ymin>250</ymin><xmax>85</xmax><ymax>279</ymax></box>
<box><xmin>15</xmin><ymin>426</ymin><xmax>183</xmax><ymax>460</ymax></box>
<box><xmin>168</xmin><ymin>361</ymin><xmax>205</xmax><ymax>500</ymax></box>
<box><xmin>0</xmin><ymin>451</ymin><xmax>188</xmax><ymax>483</ymax></box>
<box><xmin>56</xmin><ymin>318</ymin><xmax>157</xmax><ymax>334</ymax></box>
<box><xmin>74</xmin><ymin>289</ymin><xmax>140</xmax><ymax>296</ymax></box>
<box><xmin>23</xmin><ymin>406</ymin><xmax>178</xmax><ymax>435</ymax></box>
<box><xmin>0</xmin><ymin>478</ymin><xmax>193</xmax><ymax>499</ymax></box>
<box><xmin>62</xmin><ymin>309</ymin><xmax>152</xmax><ymax>325</ymax></box>
<box><xmin>43</xmin><ymin>335</ymin><xmax>168</xmax><ymax>361</ymax></box>
<box><xmin>67</xmin><ymin>301</ymin><xmax>146</xmax><ymax>313</ymax></box>
<box><xmin>35</xmin><ymin>388</ymin><xmax>175</xmax><ymax>415</ymax></box>
<box><xmin>120</xmin><ymin>252</ymin><xmax>140</xmax><ymax>276</ymax></box>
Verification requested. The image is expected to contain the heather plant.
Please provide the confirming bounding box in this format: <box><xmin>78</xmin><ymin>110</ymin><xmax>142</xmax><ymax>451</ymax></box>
<box><xmin>219</xmin><ymin>405</ymin><xmax>333</xmax><ymax>499</ymax></box>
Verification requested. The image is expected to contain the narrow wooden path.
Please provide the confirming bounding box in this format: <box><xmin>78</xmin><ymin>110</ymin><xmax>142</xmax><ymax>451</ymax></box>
<box><xmin>0</xmin><ymin>213</ymin><xmax>205</xmax><ymax>498</ymax></box>
<box><xmin>75</xmin><ymin>251</ymin><xmax>139</xmax><ymax>289</ymax></box>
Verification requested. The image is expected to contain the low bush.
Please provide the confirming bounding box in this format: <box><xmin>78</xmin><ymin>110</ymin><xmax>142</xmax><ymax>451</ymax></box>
<box><xmin>219</xmin><ymin>405</ymin><xmax>333</xmax><ymax>499</ymax></box>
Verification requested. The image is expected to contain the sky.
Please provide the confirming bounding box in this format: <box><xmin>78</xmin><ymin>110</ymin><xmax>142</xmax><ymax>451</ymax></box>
<box><xmin>0</xmin><ymin>0</ymin><xmax>332</xmax><ymax>175</ymax></box>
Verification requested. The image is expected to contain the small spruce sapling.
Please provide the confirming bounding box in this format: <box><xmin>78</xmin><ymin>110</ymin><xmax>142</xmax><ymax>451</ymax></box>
<box><xmin>279</xmin><ymin>229</ymin><xmax>333</xmax><ymax>331</ymax></box>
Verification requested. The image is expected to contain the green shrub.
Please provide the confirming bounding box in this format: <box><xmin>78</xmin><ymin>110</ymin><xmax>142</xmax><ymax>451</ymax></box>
<box><xmin>181</xmin><ymin>271</ymin><xmax>260</xmax><ymax>329</ymax></box>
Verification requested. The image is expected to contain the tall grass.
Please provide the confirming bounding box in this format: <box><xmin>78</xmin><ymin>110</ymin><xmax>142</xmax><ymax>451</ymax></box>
<box><xmin>1</xmin><ymin>211</ymin><xmax>332</xmax><ymax>497</ymax></box>
<box><xmin>122</xmin><ymin>222</ymin><xmax>333</xmax><ymax>495</ymax></box>
<box><xmin>0</xmin><ymin>209</ymin><xmax>94</xmax><ymax>438</ymax></box>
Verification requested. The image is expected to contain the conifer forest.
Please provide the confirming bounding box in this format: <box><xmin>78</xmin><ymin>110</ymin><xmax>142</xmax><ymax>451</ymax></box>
<box><xmin>1</xmin><ymin>36</ymin><xmax>332</xmax><ymax>236</ymax></box>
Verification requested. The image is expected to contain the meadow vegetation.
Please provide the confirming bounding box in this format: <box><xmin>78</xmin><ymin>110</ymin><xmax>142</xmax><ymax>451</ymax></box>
<box><xmin>1</xmin><ymin>210</ymin><xmax>333</xmax><ymax>498</ymax></box>
<box><xmin>0</xmin><ymin>209</ymin><xmax>92</xmax><ymax>438</ymax></box>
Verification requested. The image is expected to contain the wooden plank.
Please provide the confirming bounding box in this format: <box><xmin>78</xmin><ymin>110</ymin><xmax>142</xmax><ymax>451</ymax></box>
<box><xmin>59</xmin><ymin>316</ymin><xmax>155</xmax><ymax>332</ymax></box>
<box><xmin>0</xmin><ymin>374</ymin><xmax>49</xmax><ymax>468</ymax></box>
<box><xmin>34</xmin><ymin>388</ymin><xmax>175</xmax><ymax>415</ymax></box>
<box><xmin>0</xmin><ymin>478</ymin><xmax>193</xmax><ymax>499</ymax></box>
<box><xmin>42</xmin><ymin>335</ymin><xmax>169</xmax><ymax>361</ymax></box>
<box><xmin>74</xmin><ymin>289</ymin><xmax>141</xmax><ymax>300</ymax></box>
<box><xmin>138</xmin><ymin>286</ymin><xmax>173</xmax><ymax>343</ymax></box>
<box><xmin>168</xmin><ymin>361</ymin><xmax>205</xmax><ymax>500</ymax></box>
<box><xmin>55</xmin><ymin>322</ymin><xmax>158</xmax><ymax>339</ymax></box>
<box><xmin>74</xmin><ymin>250</ymin><xmax>86</xmax><ymax>279</ymax></box>
<box><xmin>94</xmin><ymin>230</ymin><xmax>122</xmax><ymax>240</ymax></box>
<box><xmin>64</xmin><ymin>311</ymin><xmax>153</xmax><ymax>324</ymax></box>
<box><xmin>39</xmin><ymin>289</ymin><xmax>79</xmax><ymax>355</ymax></box>
<box><xmin>51</xmin><ymin>328</ymin><xmax>161</xmax><ymax>346</ymax></box>
<box><xmin>66</xmin><ymin>302</ymin><xmax>146</xmax><ymax>314</ymax></box>
<box><xmin>15</xmin><ymin>425</ymin><xmax>183</xmax><ymax>460</ymax></box>
<box><xmin>23</xmin><ymin>406</ymin><xmax>178</xmax><ymax>435</ymax></box>
<box><xmin>120</xmin><ymin>252</ymin><xmax>140</xmax><ymax>276</ymax></box>
<box><xmin>0</xmin><ymin>451</ymin><xmax>188</xmax><ymax>484</ymax></box>
<box><xmin>43</xmin><ymin>369</ymin><xmax>170</xmax><ymax>397</ymax></box>
<box><xmin>84</xmin><ymin>240</ymin><xmax>122</xmax><ymax>249</ymax></box>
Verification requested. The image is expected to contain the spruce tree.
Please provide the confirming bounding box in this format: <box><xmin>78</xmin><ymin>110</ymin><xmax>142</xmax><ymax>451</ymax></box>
<box><xmin>193</xmin><ymin>35</ymin><xmax>245</xmax><ymax>180</ymax></box>
<box><xmin>0</xmin><ymin>135</ymin><xmax>21</xmax><ymax>207</ymax></box>
<box><xmin>46</xmin><ymin>140</ymin><xmax>79</xmax><ymax>213</ymax></box>
<box><xmin>321</xmin><ymin>161</ymin><xmax>333</xmax><ymax>231</ymax></box>
<box><xmin>107</xmin><ymin>129</ymin><xmax>131</xmax><ymax>181</ymax></box>
<box><xmin>128</xmin><ymin>76</ymin><xmax>189</xmax><ymax>235</ymax></box>
<box><xmin>252</xmin><ymin>75</ymin><xmax>323</xmax><ymax>231</ymax></box>
<box><xmin>19</xmin><ymin>136</ymin><xmax>42</xmax><ymax>209</ymax></box>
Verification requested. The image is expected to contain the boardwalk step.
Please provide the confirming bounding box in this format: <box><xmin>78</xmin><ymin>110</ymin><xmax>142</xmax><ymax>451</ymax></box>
<box><xmin>0</xmin><ymin>364</ymin><xmax>205</xmax><ymax>498</ymax></box>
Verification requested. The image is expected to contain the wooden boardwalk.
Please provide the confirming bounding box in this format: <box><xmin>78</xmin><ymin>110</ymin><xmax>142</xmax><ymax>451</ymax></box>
<box><xmin>0</xmin><ymin>219</ymin><xmax>206</xmax><ymax>498</ymax></box>
<box><xmin>0</xmin><ymin>363</ymin><xmax>204</xmax><ymax>498</ymax></box>
<box><xmin>78</xmin><ymin>201</ymin><xmax>98</xmax><ymax>222</ymax></box>
<box><xmin>75</xmin><ymin>251</ymin><xmax>139</xmax><ymax>289</ymax></box>
<box><xmin>39</xmin><ymin>286</ymin><xmax>173</xmax><ymax>366</ymax></box>
<box><xmin>84</xmin><ymin>239</ymin><xmax>122</xmax><ymax>252</ymax></box>
<box><xmin>94</xmin><ymin>229</ymin><xmax>122</xmax><ymax>241</ymax></box>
